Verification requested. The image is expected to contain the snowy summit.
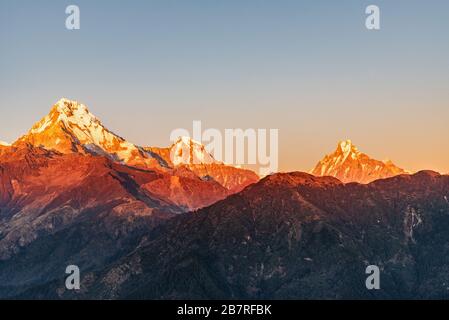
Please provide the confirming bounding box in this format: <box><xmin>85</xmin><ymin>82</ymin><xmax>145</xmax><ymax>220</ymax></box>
<box><xmin>311</xmin><ymin>140</ymin><xmax>407</xmax><ymax>184</ymax></box>
<box><xmin>16</xmin><ymin>98</ymin><xmax>163</xmax><ymax>169</ymax></box>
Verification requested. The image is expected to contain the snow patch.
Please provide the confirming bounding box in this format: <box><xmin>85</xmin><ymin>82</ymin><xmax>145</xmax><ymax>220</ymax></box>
<box><xmin>31</xmin><ymin>115</ymin><xmax>53</xmax><ymax>133</ymax></box>
<box><xmin>170</xmin><ymin>136</ymin><xmax>217</xmax><ymax>165</ymax></box>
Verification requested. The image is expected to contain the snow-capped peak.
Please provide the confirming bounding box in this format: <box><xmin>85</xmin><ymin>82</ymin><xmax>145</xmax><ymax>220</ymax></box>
<box><xmin>337</xmin><ymin>139</ymin><xmax>360</xmax><ymax>159</ymax></box>
<box><xmin>170</xmin><ymin>136</ymin><xmax>218</xmax><ymax>166</ymax></box>
<box><xmin>339</xmin><ymin>139</ymin><xmax>353</xmax><ymax>153</ymax></box>
<box><xmin>17</xmin><ymin>98</ymin><xmax>162</xmax><ymax>169</ymax></box>
<box><xmin>176</xmin><ymin>136</ymin><xmax>204</xmax><ymax>147</ymax></box>
<box><xmin>311</xmin><ymin>140</ymin><xmax>407</xmax><ymax>183</ymax></box>
<box><xmin>54</xmin><ymin>98</ymin><xmax>97</xmax><ymax>123</ymax></box>
<box><xmin>27</xmin><ymin>98</ymin><xmax>121</xmax><ymax>146</ymax></box>
<box><xmin>29</xmin><ymin>98</ymin><xmax>94</xmax><ymax>134</ymax></box>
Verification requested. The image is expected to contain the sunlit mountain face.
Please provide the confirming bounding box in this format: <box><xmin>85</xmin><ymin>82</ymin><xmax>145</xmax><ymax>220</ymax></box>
<box><xmin>16</xmin><ymin>99</ymin><xmax>167</xmax><ymax>169</ymax></box>
<box><xmin>10</xmin><ymin>98</ymin><xmax>259</xmax><ymax>206</ymax></box>
<box><xmin>311</xmin><ymin>140</ymin><xmax>407</xmax><ymax>184</ymax></box>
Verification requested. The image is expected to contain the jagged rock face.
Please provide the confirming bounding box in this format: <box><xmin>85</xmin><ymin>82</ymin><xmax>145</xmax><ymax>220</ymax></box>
<box><xmin>311</xmin><ymin>140</ymin><xmax>407</xmax><ymax>183</ymax></box>
<box><xmin>59</xmin><ymin>171</ymin><xmax>449</xmax><ymax>300</ymax></box>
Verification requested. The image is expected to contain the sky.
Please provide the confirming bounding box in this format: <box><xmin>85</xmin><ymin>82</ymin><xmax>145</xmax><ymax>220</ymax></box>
<box><xmin>1</xmin><ymin>0</ymin><xmax>448</xmax><ymax>173</ymax></box>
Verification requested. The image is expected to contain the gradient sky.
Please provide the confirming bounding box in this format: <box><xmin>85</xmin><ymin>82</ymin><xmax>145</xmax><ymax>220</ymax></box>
<box><xmin>1</xmin><ymin>0</ymin><xmax>448</xmax><ymax>173</ymax></box>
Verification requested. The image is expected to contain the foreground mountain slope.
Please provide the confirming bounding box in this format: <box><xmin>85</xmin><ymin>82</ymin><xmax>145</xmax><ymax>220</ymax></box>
<box><xmin>311</xmin><ymin>140</ymin><xmax>407</xmax><ymax>183</ymax></box>
<box><xmin>64</xmin><ymin>171</ymin><xmax>449</xmax><ymax>299</ymax></box>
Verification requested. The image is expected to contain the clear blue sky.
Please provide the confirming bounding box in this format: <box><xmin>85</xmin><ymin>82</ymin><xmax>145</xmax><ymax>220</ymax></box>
<box><xmin>1</xmin><ymin>0</ymin><xmax>448</xmax><ymax>172</ymax></box>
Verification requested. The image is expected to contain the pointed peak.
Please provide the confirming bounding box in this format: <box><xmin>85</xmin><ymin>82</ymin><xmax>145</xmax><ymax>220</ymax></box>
<box><xmin>173</xmin><ymin>136</ymin><xmax>203</xmax><ymax>147</ymax></box>
<box><xmin>56</xmin><ymin>97</ymin><xmax>78</xmax><ymax>105</ymax></box>
<box><xmin>311</xmin><ymin>140</ymin><xmax>407</xmax><ymax>183</ymax></box>
<box><xmin>338</xmin><ymin>139</ymin><xmax>353</xmax><ymax>147</ymax></box>
<box><xmin>52</xmin><ymin>98</ymin><xmax>93</xmax><ymax>119</ymax></box>
<box><xmin>169</xmin><ymin>136</ymin><xmax>217</xmax><ymax>166</ymax></box>
<box><xmin>26</xmin><ymin>99</ymin><xmax>98</xmax><ymax>137</ymax></box>
<box><xmin>337</xmin><ymin>139</ymin><xmax>356</xmax><ymax>152</ymax></box>
<box><xmin>53</xmin><ymin>98</ymin><xmax>77</xmax><ymax>111</ymax></box>
<box><xmin>334</xmin><ymin>140</ymin><xmax>360</xmax><ymax>161</ymax></box>
<box><xmin>16</xmin><ymin>99</ymin><xmax>163</xmax><ymax>169</ymax></box>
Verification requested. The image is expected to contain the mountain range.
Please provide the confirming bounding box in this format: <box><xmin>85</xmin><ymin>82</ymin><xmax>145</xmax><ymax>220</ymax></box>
<box><xmin>0</xmin><ymin>98</ymin><xmax>446</xmax><ymax>299</ymax></box>
<box><xmin>12</xmin><ymin>99</ymin><xmax>259</xmax><ymax>205</ymax></box>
